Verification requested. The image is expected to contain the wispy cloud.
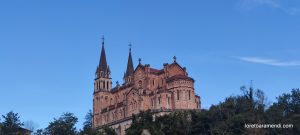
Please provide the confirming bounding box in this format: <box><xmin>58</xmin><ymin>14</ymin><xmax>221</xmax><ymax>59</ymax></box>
<box><xmin>234</xmin><ymin>56</ymin><xmax>300</xmax><ymax>66</ymax></box>
<box><xmin>284</xmin><ymin>7</ymin><xmax>300</xmax><ymax>15</ymax></box>
<box><xmin>237</xmin><ymin>0</ymin><xmax>300</xmax><ymax>15</ymax></box>
<box><xmin>238</xmin><ymin>0</ymin><xmax>280</xmax><ymax>9</ymax></box>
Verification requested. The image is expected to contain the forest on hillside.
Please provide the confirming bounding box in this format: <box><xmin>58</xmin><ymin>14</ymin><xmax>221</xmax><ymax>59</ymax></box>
<box><xmin>1</xmin><ymin>87</ymin><xmax>299</xmax><ymax>135</ymax></box>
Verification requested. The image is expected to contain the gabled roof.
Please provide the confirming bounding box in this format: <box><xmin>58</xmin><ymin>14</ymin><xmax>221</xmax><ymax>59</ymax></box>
<box><xmin>166</xmin><ymin>75</ymin><xmax>194</xmax><ymax>83</ymax></box>
<box><xmin>169</xmin><ymin>61</ymin><xmax>186</xmax><ymax>72</ymax></box>
<box><xmin>149</xmin><ymin>68</ymin><xmax>164</xmax><ymax>74</ymax></box>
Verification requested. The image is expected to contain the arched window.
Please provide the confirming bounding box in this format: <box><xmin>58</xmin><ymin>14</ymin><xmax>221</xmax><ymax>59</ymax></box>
<box><xmin>138</xmin><ymin>80</ymin><xmax>142</xmax><ymax>87</ymax></box>
<box><xmin>158</xmin><ymin>97</ymin><xmax>161</xmax><ymax>104</ymax></box>
<box><xmin>177</xmin><ymin>90</ymin><xmax>180</xmax><ymax>100</ymax></box>
<box><xmin>107</xmin><ymin>81</ymin><xmax>109</xmax><ymax>89</ymax></box>
<box><xmin>151</xmin><ymin>99</ymin><xmax>154</xmax><ymax>107</ymax></box>
<box><xmin>188</xmin><ymin>91</ymin><xmax>191</xmax><ymax>100</ymax></box>
<box><xmin>99</xmin><ymin>82</ymin><xmax>101</xmax><ymax>90</ymax></box>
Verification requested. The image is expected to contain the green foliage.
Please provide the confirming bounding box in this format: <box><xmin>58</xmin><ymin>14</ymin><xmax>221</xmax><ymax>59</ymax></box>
<box><xmin>79</xmin><ymin>110</ymin><xmax>117</xmax><ymax>135</ymax></box>
<box><xmin>265</xmin><ymin>88</ymin><xmax>300</xmax><ymax>134</ymax></box>
<box><xmin>83</xmin><ymin>110</ymin><xmax>93</xmax><ymax>129</ymax></box>
<box><xmin>80</xmin><ymin>110</ymin><xmax>95</xmax><ymax>135</ymax></box>
<box><xmin>0</xmin><ymin>119</ymin><xmax>2</xmax><ymax>135</ymax></box>
<box><xmin>126</xmin><ymin>110</ymin><xmax>157</xmax><ymax>135</ymax></box>
<box><xmin>0</xmin><ymin>111</ymin><xmax>24</xmax><ymax>135</ymax></box>
<box><xmin>102</xmin><ymin>126</ymin><xmax>117</xmax><ymax>135</ymax></box>
<box><xmin>43</xmin><ymin>112</ymin><xmax>78</xmax><ymax>135</ymax></box>
<box><xmin>1</xmin><ymin>88</ymin><xmax>299</xmax><ymax>135</ymax></box>
<box><xmin>126</xmin><ymin>110</ymin><xmax>193</xmax><ymax>135</ymax></box>
<box><xmin>126</xmin><ymin>87</ymin><xmax>300</xmax><ymax>135</ymax></box>
<box><xmin>34</xmin><ymin>129</ymin><xmax>44</xmax><ymax>135</ymax></box>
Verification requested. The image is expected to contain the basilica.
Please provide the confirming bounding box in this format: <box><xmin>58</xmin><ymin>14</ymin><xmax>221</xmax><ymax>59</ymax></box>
<box><xmin>92</xmin><ymin>38</ymin><xmax>201</xmax><ymax>135</ymax></box>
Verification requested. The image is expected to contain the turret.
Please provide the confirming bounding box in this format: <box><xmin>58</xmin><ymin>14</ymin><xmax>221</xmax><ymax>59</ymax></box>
<box><xmin>123</xmin><ymin>43</ymin><xmax>134</xmax><ymax>85</ymax></box>
<box><xmin>94</xmin><ymin>36</ymin><xmax>112</xmax><ymax>92</ymax></box>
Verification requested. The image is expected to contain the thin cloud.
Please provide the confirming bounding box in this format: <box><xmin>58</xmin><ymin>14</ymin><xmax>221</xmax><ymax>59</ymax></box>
<box><xmin>238</xmin><ymin>0</ymin><xmax>280</xmax><ymax>9</ymax></box>
<box><xmin>234</xmin><ymin>56</ymin><xmax>300</xmax><ymax>66</ymax></box>
<box><xmin>284</xmin><ymin>7</ymin><xmax>300</xmax><ymax>15</ymax></box>
<box><xmin>237</xmin><ymin>0</ymin><xmax>300</xmax><ymax>15</ymax></box>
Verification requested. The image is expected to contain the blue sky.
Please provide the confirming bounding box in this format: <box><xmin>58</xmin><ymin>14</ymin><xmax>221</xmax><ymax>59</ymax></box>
<box><xmin>0</xmin><ymin>0</ymin><xmax>300</xmax><ymax>130</ymax></box>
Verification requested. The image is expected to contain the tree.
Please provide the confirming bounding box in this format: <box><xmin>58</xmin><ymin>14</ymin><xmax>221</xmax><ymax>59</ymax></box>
<box><xmin>1</xmin><ymin>111</ymin><xmax>24</xmax><ymax>135</ymax></box>
<box><xmin>24</xmin><ymin>120</ymin><xmax>37</xmax><ymax>133</ymax></box>
<box><xmin>80</xmin><ymin>110</ymin><xmax>99</xmax><ymax>135</ymax></box>
<box><xmin>126</xmin><ymin>110</ymin><xmax>193</xmax><ymax>135</ymax></box>
<box><xmin>126</xmin><ymin>110</ymin><xmax>159</xmax><ymax>135</ymax></box>
<box><xmin>0</xmin><ymin>118</ymin><xmax>2</xmax><ymax>135</ymax></box>
<box><xmin>44</xmin><ymin>112</ymin><xmax>78</xmax><ymax>135</ymax></box>
<box><xmin>34</xmin><ymin>129</ymin><xmax>44</xmax><ymax>135</ymax></box>
<box><xmin>83</xmin><ymin>110</ymin><xmax>93</xmax><ymax>129</ymax></box>
<box><xmin>265</xmin><ymin>88</ymin><xmax>300</xmax><ymax>134</ymax></box>
<box><xmin>102</xmin><ymin>126</ymin><xmax>117</xmax><ymax>135</ymax></box>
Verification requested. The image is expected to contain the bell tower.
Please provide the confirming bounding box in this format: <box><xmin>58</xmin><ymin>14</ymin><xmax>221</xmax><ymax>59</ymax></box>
<box><xmin>94</xmin><ymin>36</ymin><xmax>112</xmax><ymax>92</ymax></box>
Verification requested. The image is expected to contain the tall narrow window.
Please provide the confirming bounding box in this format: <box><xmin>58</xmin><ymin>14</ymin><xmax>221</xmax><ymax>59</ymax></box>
<box><xmin>189</xmin><ymin>91</ymin><xmax>191</xmax><ymax>100</ymax></box>
<box><xmin>158</xmin><ymin>97</ymin><xmax>161</xmax><ymax>104</ymax></box>
<box><xmin>103</xmin><ymin>82</ymin><xmax>105</xmax><ymax>89</ymax></box>
<box><xmin>107</xmin><ymin>81</ymin><xmax>109</xmax><ymax>89</ymax></box>
<box><xmin>152</xmin><ymin>99</ymin><xmax>154</xmax><ymax>107</ymax></box>
<box><xmin>177</xmin><ymin>90</ymin><xmax>180</xmax><ymax>100</ymax></box>
<box><xmin>153</xmin><ymin>99</ymin><xmax>155</xmax><ymax>106</ymax></box>
<box><xmin>168</xmin><ymin>97</ymin><xmax>170</xmax><ymax>106</ymax></box>
<box><xmin>123</xmin><ymin>108</ymin><xmax>125</xmax><ymax>117</ymax></box>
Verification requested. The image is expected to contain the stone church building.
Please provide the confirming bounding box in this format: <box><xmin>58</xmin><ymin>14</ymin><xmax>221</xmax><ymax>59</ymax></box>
<box><xmin>93</xmin><ymin>38</ymin><xmax>201</xmax><ymax>135</ymax></box>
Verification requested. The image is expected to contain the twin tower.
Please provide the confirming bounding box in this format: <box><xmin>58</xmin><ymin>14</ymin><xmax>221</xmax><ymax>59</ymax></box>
<box><xmin>94</xmin><ymin>37</ymin><xmax>133</xmax><ymax>93</ymax></box>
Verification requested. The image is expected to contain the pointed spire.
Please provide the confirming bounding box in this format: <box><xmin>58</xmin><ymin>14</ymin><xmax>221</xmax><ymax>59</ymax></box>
<box><xmin>99</xmin><ymin>36</ymin><xmax>108</xmax><ymax>72</ymax></box>
<box><xmin>96</xmin><ymin>35</ymin><xmax>110</xmax><ymax>79</ymax></box>
<box><xmin>124</xmin><ymin>43</ymin><xmax>134</xmax><ymax>78</ymax></box>
<box><xmin>107</xmin><ymin>65</ymin><xmax>111</xmax><ymax>73</ymax></box>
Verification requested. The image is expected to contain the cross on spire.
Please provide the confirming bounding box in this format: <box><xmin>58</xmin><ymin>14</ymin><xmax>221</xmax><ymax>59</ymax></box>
<box><xmin>101</xmin><ymin>35</ymin><xmax>105</xmax><ymax>46</ymax></box>
<box><xmin>138</xmin><ymin>58</ymin><xmax>141</xmax><ymax>65</ymax></box>
<box><xmin>129</xmin><ymin>42</ymin><xmax>132</xmax><ymax>52</ymax></box>
<box><xmin>96</xmin><ymin>35</ymin><xmax>109</xmax><ymax>79</ymax></box>
<box><xmin>173</xmin><ymin>56</ymin><xmax>177</xmax><ymax>62</ymax></box>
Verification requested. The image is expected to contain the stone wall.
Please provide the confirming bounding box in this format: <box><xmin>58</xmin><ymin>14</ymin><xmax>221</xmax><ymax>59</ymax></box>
<box><xmin>93</xmin><ymin>61</ymin><xmax>201</xmax><ymax>133</ymax></box>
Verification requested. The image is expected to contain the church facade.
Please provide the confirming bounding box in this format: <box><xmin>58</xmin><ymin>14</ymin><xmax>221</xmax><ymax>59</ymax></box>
<box><xmin>92</xmin><ymin>38</ymin><xmax>201</xmax><ymax>135</ymax></box>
